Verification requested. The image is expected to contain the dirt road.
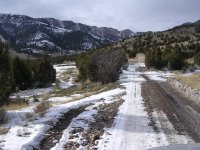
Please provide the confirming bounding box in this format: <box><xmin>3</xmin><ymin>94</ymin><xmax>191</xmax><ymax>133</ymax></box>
<box><xmin>142</xmin><ymin>75</ymin><xmax>200</xmax><ymax>142</ymax></box>
<box><xmin>38</xmin><ymin>63</ymin><xmax>199</xmax><ymax>150</ymax></box>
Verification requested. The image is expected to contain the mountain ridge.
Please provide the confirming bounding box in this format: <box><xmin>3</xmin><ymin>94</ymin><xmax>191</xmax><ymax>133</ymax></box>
<box><xmin>0</xmin><ymin>13</ymin><xmax>135</xmax><ymax>55</ymax></box>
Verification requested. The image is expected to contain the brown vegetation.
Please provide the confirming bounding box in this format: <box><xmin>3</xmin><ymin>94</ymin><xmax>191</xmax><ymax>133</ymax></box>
<box><xmin>34</xmin><ymin>101</ymin><xmax>51</xmax><ymax>114</ymax></box>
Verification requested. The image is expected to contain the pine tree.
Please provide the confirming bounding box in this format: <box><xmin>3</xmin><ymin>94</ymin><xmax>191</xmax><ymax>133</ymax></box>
<box><xmin>32</xmin><ymin>55</ymin><xmax>56</xmax><ymax>87</ymax></box>
<box><xmin>194</xmin><ymin>52</ymin><xmax>200</xmax><ymax>65</ymax></box>
<box><xmin>0</xmin><ymin>42</ymin><xmax>14</xmax><ymax>106</ymax></box>
<box><xmin>168</xmin><ymin>49</ymin><xmax>184</xmax><ymax>70</ymax></box>
<box><xmin>12</xmin><ymin>57</ymin><xmax>32</xmax><ymax>90</ymax></box>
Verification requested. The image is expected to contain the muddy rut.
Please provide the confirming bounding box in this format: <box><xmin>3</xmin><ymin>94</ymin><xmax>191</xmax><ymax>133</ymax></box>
<box><xmin>40</xmin><ymin>105</ymin><xmax>90</xmax><ymax>150</ymax></box>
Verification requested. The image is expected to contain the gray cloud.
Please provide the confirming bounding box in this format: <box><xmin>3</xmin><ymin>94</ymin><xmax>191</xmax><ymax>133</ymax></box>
<box><xmin>0</xmin><ymin>0</ymin><xmax>200</xmax><ymax>31</ymax></box>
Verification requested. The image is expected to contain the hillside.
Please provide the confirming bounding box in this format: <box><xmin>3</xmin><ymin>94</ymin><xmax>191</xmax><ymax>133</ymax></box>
<box><xmin>98</xmin><ymin>20</ymin><xmax>200</xmax><ymax>70</ymax></box>
<box><xmin>0</xmin><ymin>14</ymin><xmax>135</xmax><ymax>56</ymax></box>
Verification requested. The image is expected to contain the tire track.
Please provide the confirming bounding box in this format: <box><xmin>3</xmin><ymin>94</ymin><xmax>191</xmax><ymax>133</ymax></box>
<box><xmin>40</xmin><ymin>105</ymin><xmax>90</xmax><ymax>150</ymax></box>
<box><xmin>142</xmin><ymin>75</ymin><xmax>200</xmax><ymax>142</ymax></box>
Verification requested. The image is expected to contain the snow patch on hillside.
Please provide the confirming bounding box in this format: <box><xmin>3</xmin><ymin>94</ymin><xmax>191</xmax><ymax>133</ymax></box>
<box><xmin>0</xmin><ymin>35</ymin><xmax>6</xmax><ymax>42</ymax></box>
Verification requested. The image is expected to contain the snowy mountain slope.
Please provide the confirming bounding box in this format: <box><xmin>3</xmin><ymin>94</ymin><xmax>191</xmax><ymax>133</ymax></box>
<box><xmin>0</xmin><ymin>13</ymin><xmax>135</xmax><ymax>55</ymax></box>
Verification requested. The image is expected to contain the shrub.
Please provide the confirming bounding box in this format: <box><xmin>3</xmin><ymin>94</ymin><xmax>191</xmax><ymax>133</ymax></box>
<box><xmin>0</xmin><ymin>108</ymin><xmax>7</xmax><ymax>124</ymax></box>
<box><xmin>31</xmin><ymin>55</ymin><xmax>56</xmax><ymax>87</ymax></box>
<box><xmin>194</xmin><ymin>52</ymin><xmax>200</xmax><ymax>65</ymax></box>
<box><xmin>12</xmin><ymin>57</ymin><xmax>32</xmax><ymax>90</ymax></box>
<box><xmin>76</xmin><ymin>48</ymin><xmax>127</xmax><ymax>84</ymax></box>
<box><xmin>0</xmin><ymin>42</ymin><xmax>14</xmax><ymax>106</ymax></box>
<box><xmin>91</xmin><ymin>49</ymin><xmax>127</xmax><ymax>83</ymax></box>
<box><xmin>34</xmin><ymin>101</ymin><xmax>51</xmax><ymax>114</ymax></box>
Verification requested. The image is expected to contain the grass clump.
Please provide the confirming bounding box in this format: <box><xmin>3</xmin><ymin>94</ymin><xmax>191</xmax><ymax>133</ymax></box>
<box><xmin>52</xmin><ymin>82</ymin><xmax>117</xmax><ymax>98</ymax></box>
<box><xmin>34</xmin><ymin>101</ymin><xmax>51</xmax><ymax>114</ymax></box>
<box><xmin>2</xmin><ymin>102</ymin><xmax>28</xmax><ymax>111</ymax></box>
<box><xmin>2</xmin><ymin>96</ymin><xmax>28</xmax><ymax>111</ymax></box>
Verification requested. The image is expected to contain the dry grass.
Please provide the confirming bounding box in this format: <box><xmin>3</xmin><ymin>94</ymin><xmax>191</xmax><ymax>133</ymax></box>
<box><xmin>51</xmin><ymin>82</ymin><xmax>103</xmax><ymax>97</ymax></box>
<box><xmin>0</xmin><ymin>127</ymin><xmax>9</xmax><ymax>135</ymax></box>
<box><xmin>3</xmin><ymin>95</ymin><xmax>29</xmax><ymax>111</ymax></box>
<box><xmin>129</xmin><ymin>53</ymin><xmax>145</xmax><ymax>63</ymax></box>
<box><xmin>2</xmin><ymin>102</ymin><xmax>28</xmax><ymax>111</ymax></box>
<box><xmin>60</xmin><ymin>68</ymin><xmax>77</xmax><ymax>82</ymax></box>
<box><xmin>34</xmin><ymin>101</ymin><xmax>51</xmax><ymax>114</ymax></box>
<box><xmin>176</xmin><ymin>74</ymin><xmax>200</xmax><ymax>90</ymax></box>
<box><xmin>59</xmin><ymin>83</ymin><xmax>120</xmax><ymax>104</ymax></box>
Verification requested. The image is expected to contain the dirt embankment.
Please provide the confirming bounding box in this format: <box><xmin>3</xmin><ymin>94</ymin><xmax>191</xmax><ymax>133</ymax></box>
<box><xmin>167</xmin><ymin>78</ymin><xmax>200</xmax><ymax>103</ymax></box>
<box><xmin>142</xmin><ymin>75</ymin><xmax>200</xmax><ymax>142</ymax></box>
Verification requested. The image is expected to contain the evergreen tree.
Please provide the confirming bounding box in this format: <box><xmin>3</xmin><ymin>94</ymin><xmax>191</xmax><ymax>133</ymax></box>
<box><xmin>12</xmin><ymin>57</ymin><xmax>32</xmax><ymax>90</ymax></box>
<box><xmin>32</xmin><ymin>55</ymin><xmax>56</xmax><ymax>87</ymax></box>
<box><xmin>145</xmin><ymin>49</ymin><xmax>152</xmax><ymax>69</ymax></box>
<box><xmin>194</xmin><ymin>52</ymin><xmax>200</xmax><ymax>65</ymax></box>
<box><xmin>168</xmin><ymin>49</ymin><xmax>184</xmax><ymax>70</ymax></box>
<box><xmin>0</xmin><ymin>42</ymin><xmax>14</xmax><ymax>106</ymax></box>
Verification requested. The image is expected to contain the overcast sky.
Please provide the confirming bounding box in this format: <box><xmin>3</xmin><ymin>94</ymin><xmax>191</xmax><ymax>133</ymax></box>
<box><xmin>0</xmin><ymin>0</ymin><xmax>200</xmax><ymax>31</ymax></box>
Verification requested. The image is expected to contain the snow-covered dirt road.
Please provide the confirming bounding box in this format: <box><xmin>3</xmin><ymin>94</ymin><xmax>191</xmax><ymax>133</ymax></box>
<box><xmin>97</xmin><ymin>63</ymin><xmax>193</xmax><ymax>150</ymax></box>
<box><xmin>0</xmin><ymin>62</ymin><xmax>197</xmax><ymax>150</ymax></box>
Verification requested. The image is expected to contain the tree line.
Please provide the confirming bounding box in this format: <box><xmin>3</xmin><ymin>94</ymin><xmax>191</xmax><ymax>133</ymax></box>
<box><xmin>145</xmin><ymin>46</ymin><xmax>184</xmax><ymax>70</ymax></box>
<box><xmin>120</xmin><ymin>29</ymin><xmax>200</xmax><ymax>70</ymax></box>
<box><xmin>0</xmin><ymin>42</ymin><xmax>56</xmax><ymax>106</ymax></box>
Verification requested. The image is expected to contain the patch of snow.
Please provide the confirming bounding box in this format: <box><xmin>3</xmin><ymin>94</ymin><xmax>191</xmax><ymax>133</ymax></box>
<box><xmin>52</xmin><ymin>27</ymin><xmax>72</xmax><ymax>33</ymax></box>
<box><xmin>144</xmin><ymin>71</ymin><xmax>174</xmax><ymax>82</ymax></box>
<box><xmin>0</xmin><ymin>35</ymin><xmax>6</xmax><ymax>42</ymax></box>
<box><xmin>48</xmin><ymin>96</ymin><xmax>69</xmax><ymax>102</ymax></box>
<box><xmin>32</xmin><ymin>32</ymin><xmax>48</xmax><ymax>40</ymax></box>
<box><xmin>10</xmin><ymin>87</ymin><xmax>53</xmax><ymax>99</ymax></box>
<box><xmin>82</xmin><ymin>42</ymin><xmax>93</xmax><ymax>50</ymax></box>
<box><xmin>0</xmin><ymin>87</ymin><xmax>124</xmax><ymax>150</ymax></box>
<box><xmin>54</xmin><ymin>64</ymin><xmax>76</xmax><ymax>89</ymax></box>
<box><xmin>27</xmin><ymin>40</ymin><xmax>56</xmax><ymax>47</ymax></box>
<box><xmin>195</xmin><ymin>70</ymin><xmax>200</xmax><ymax>73</ymax></box>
